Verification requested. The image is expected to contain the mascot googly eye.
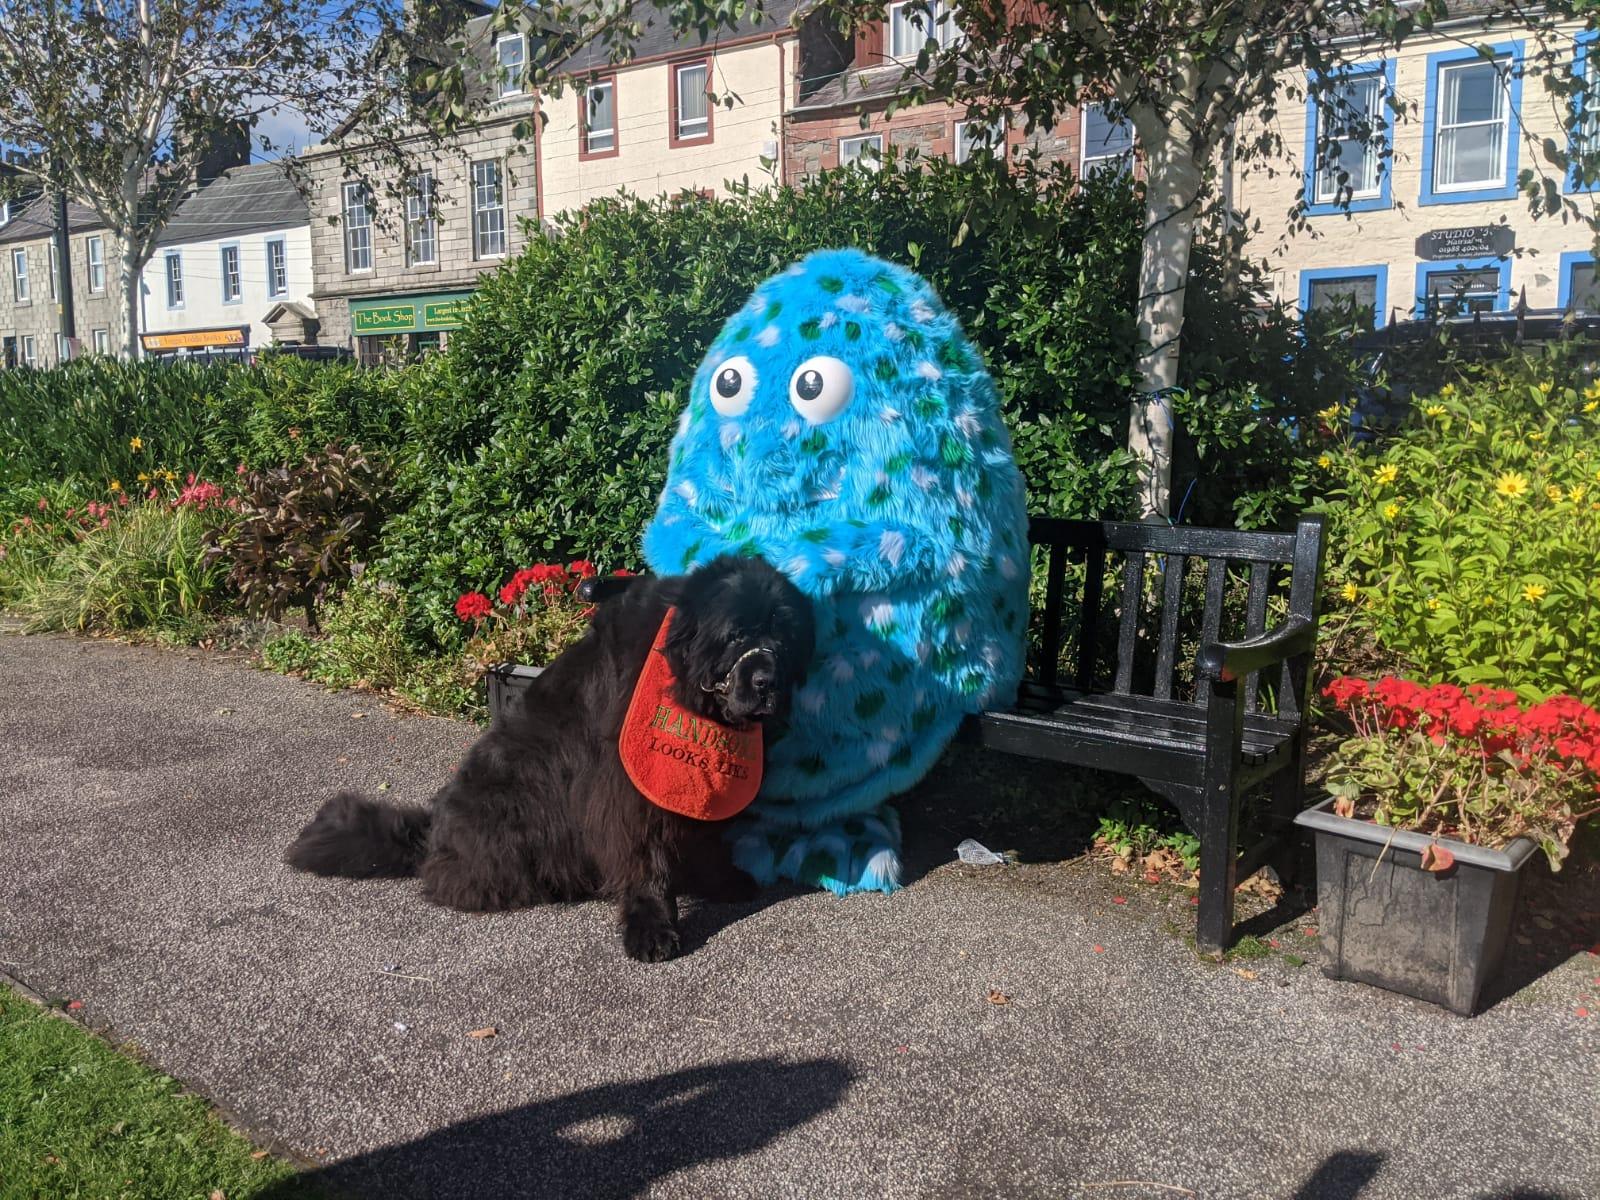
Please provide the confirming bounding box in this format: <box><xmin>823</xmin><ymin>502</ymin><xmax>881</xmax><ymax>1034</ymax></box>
<box><xmin>711</xmin><ymin>356</ymin><xmax>758</xmax><ymax>417</ymax></box>
<box><xmin>788</xmin><ymin>356</ymin><xmax>854</xmax><ymax>424</ymax></box>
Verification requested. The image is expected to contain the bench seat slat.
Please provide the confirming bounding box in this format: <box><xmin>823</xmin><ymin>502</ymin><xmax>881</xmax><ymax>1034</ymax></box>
<box><xmin>1011</xmin><ymin>682</ymin><xmax>1296</xmax><ymax>738</ymax></box>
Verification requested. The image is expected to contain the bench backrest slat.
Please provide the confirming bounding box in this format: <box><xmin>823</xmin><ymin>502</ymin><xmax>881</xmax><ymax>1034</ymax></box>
<box><xmin>1113</xmin><ymin>552</ymin><xmax>1146</xmax><ymax>693</ymax></box>
<box><xmin>1243</xmin><ymin>561</ymin><xmax>1271</xmax><ymax>713</ymax></box>
<box><xmin>1279</xmin><ymin>515</ymin><xmax>1328</xmax><ymax>721</ymax></box>
<box><xmin>1152</xmin><ymin>552</ymin><xmax>1187</xmax><ymax>700</ymax></box>
<box><xmin>1195</xmin><ymin>556</ymin><xmax>1228</xmax><ymax>706</ymax></box>
<box><xmin>1075</xmin><ymin>543</ymin><xmax>1104</xmax><ymax>691</ymax></box>
<box><xmin>1040</xmin><ymin>541</ymin><xmax>1068</xmax><ymax>689</ymax></box>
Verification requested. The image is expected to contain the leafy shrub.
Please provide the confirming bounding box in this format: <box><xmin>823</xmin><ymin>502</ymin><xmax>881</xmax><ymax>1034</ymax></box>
<box><xmin>1321</xmin><ymin>676</ymin><xmax>1600</xmax><ymax>870</ymax></box>
<box><xmin>204</xmin><ymin>444</ymin><xmax>391</xmax><ymax>626</ymax></box>
<box><xmin>8</xmin><ymin>502</ymin><xmax>232</xmax><ymax>636</ymax></box>
<box><xmin>261</xmin><ymin>575</ymin><xmax>478</xmax><ymax>717</ymax></box>
<box><xmin>1321</xmin><ymin>355</ymin><xmax>1600</xmax><ymax>700</ymax></box>
<box><xmin>1093</xmin><ymin>794</ymin><xmax>1202</xmax><ymax>875</ymax></box>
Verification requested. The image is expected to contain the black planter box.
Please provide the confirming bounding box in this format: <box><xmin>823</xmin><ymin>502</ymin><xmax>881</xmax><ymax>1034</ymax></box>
<box><xmin>1295</xmin><ymin>796</ymin><xmax>1537</xmax><ymax>1016</ymax></box>
<box><xmin>485</xmin><ymin>663</ymin><xmax>543</xmax><ymax>720</ymax></box>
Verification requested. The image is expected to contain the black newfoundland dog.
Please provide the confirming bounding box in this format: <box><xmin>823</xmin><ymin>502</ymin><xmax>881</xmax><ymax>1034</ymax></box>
<box><xmin>284</xmin><ymin>556</ymin><xmax>814</xmax><ymax>962</ymax></box>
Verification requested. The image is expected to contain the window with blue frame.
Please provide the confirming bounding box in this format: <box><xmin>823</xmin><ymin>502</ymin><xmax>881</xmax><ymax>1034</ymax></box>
<box><xmin>1568</xmin><ymin>32</ymin><xmax>1598</xmax><ymax>192</ymax></box>
<box><xmin>1305</xmin><ymin>62</ymin><xmax>1394</xmax><ymax>214</ymax></box>
<box><xmin>1299</xmin><ymin>266</ymin><xmax>1388</xmax><ymax>329</ymax></box>
<box><xmin>1420</xmin><ymin>42</ymin><xmax>1523</xmax><ymax>205</ymax></box>
<box><xmin>1558</xmin><ymin>251</ymin><xmax>1600</xmax><ymax>312</ymax></box>
<box><xmin>1414</xmin><ymin>257</ymin><xmax>1512</xmax><ymax>318</ymax></box>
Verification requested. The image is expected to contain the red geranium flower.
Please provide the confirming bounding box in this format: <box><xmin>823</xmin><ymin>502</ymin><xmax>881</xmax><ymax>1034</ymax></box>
<box><xmin>567</xmin><ymin>559</ymin><xmax>597</xmax><ymax>580</ymax></box>
<box><xmin>454</xmin><ymin>591</ymin><xmax>492</xmax><ymax>622</ymax></box>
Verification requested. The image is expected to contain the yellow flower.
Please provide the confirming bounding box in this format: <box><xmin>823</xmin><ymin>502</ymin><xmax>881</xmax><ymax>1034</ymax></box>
<box><xmin>1341</xmin><ymin>582</ymin><xmax>1358</xmax><ymax>603</ymax></box>
<box><xmin>1522</xmin><ymin>583</ymin><xmax>1547</xmax><ymax>604</ymax></box>
<box><xmin>129</xmin><ymin>436</ymin><xmax>143</xmax><ymax>453</ymax></box>
<box><xmin>1571</xmin><ymin>485</ymin><xmax>1588</xmax><ymax>503</ymax></box>
<box><xmin>1546</xmin><ymin>484</ymin><xmax>1565</xmax><ymax>502</ymax></box>
<box><xmin>1538</xmin><ymin>380</ymin><xmax>1553</xmax><ymax>395</ymax></box>
<box><xmin>108</xmin><ymin>479</ymin><xmax>122</xmax><ymax>493</ymax></box>
<box><xmin>1317</xmin><ymin>454</ymin><xmax>1333</xmax><ymax>469</ymax></box>
<box><xmin>1373</xmin><ymin>463</ymin><xmax>1399</xmax><ymax>486</ymax></box>
<box><xmin>1494</xmin><ymin>471</ymin><xmax>1529</xmax><ymax>498</ymax></box>
<box><xmin>1424</xmin><ymin>404</ymin><xmax>1447</xmax><ymax>418</ymax></box>
<box><xmin>1585</xmin><ymin>382</ymin><xmax>1600</xmax><ymax>401</ymax></box>
<box><xmin>1481</xmin><ymin>594</ymin><xmax>1495</xmax><ymax>607</ymax></box>
<box><xmin>136</xmin><ymin>472</ymin><xmax>150</xmax><ymax>484</ymax></box>
<box><xmin>1440</xmin><ymin>383</ymin><xmax>1457</xmax><ymax>398</ymax></box>
<box><xmin>1585</xmin><ymin>399</ymin><xmax>1599</xmax><ymax>414</ymax></box>
<box><xmin>1317</xmin><ymin>403</ymin><xmax>1341</xmax><ymax>423</ymax></box>
<box><xmin>1382</xmin><ymin>501</ymin><xmax>1401</xmax><ymax>521</ymax></box>
<box><xmin>1528</xmin><ymin>430</ymin><xmax>1544</xmax><ymax>442</ymax></box>
<box><xmin>1426</xmin><ymin>596</ymin><xmax>1441</xmax><ymax>611</ymax></box>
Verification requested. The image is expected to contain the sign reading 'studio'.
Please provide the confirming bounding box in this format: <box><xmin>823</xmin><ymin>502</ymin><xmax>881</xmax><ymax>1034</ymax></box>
<box><xmin>1415</xmin><ymin>225</ymin><xmax>1515</xmax><ymax>260</ymax></box>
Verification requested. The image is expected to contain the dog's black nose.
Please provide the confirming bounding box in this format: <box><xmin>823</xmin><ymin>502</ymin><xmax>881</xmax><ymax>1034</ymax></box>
<box><xmin>751</xmin><ymin>666</ymin><xmax>774</xmax><ymax>696</ymax></box>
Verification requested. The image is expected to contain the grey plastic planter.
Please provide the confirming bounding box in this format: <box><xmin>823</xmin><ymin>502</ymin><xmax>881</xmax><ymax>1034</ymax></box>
<box><xmin>485</xmin><ymin>663</ymin><xmax>543</xmax><ymax>720</ymax></box>
<box><xmin>1295</xmin><ymin>795</ymin><xmax>1537</xmax><ymax>1016</ymax></box>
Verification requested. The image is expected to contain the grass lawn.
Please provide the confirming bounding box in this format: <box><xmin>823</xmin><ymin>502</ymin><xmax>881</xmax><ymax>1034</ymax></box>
<box><xmin>0</xmin><ymin>985</ymin><xmax>313</xmax><ymax>1199</ymax></box>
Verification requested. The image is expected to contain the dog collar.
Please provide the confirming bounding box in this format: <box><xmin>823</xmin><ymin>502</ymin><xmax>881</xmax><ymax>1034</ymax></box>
<box><xmin>620</xmin><ymin>608</ymin><xmax>763</xmax><ymax>821</ymax></box>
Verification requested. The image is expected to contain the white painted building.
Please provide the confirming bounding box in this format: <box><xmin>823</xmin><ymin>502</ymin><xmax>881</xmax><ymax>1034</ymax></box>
<box><xmin>138</xmin><ymin>162</ymin><xmax>318</xmax><ymax>356</ymax></box>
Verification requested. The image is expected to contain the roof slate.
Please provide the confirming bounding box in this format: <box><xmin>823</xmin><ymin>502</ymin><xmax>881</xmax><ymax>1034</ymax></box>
<box><xmin>156</xmin><ymin>162</ymin><xmax>307</xmax><ymax>246</ymax></box>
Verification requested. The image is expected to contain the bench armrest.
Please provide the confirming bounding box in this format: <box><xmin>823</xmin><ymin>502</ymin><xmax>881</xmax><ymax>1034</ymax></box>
<box><xmin>576</xmin><ymin>574</ymin><xmax>643</xmax><ymax>604</ymax></box>
<box><xmin>1197</xmin><ymin>616</ymin><xmax>1315</xmax><ymax>684</ymax></box>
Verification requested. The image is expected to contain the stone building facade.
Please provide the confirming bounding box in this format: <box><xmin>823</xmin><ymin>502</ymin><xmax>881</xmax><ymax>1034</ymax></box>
<box><xmin>0</xmin><ymin>197</ymin><xmax>124</xmax><ymax>367</ymax></box>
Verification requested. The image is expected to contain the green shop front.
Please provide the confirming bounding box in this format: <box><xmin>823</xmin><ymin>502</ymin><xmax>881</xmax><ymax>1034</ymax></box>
<box><xmin>349</xmin><ymin>291</ymin><xmax>475</xmax><ymax>364</ymax></box>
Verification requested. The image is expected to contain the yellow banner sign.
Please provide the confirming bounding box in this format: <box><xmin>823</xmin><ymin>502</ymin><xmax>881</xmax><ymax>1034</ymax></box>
<box><xmin>141</xmin><ymin>327</ymin><xmax>248</xmax><ymax>351</ymax></box>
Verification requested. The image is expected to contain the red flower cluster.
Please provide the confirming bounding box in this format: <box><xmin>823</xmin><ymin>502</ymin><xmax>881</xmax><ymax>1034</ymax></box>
<box><xmin>454</xmin><ymin>591</ymin><xmax>493</xmax><ymax>622</ymax></box>
<box><xmin>173</xmin><ymin>474</ymin><xmax>227</xmax><ymax>511</ymax></box>
<box><xmin>1323</xmin><ymin>675</ymin><xmax>1600</xmax><ymax>781</ymax></box>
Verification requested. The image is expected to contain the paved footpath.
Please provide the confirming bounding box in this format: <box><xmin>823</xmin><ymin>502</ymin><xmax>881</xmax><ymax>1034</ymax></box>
<box><xmin>0</xmin><ymin>628</ymin><xmax>1595</xmax><ymax>1200</ymax></box>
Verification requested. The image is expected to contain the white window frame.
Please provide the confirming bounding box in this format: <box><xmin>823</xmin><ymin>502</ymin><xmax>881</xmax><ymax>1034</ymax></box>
<box><xmin>497</xmin><ymin>33</ymin><xmax>526</xmax><ymax>98</ymax></box>
<box><xmin>584</xmin><ymin>81</ymin><xmax>617</xmax><ymax>154</ymax></box>
<box><xmin>1081</xmin><ymin>102</ymin><xmax>1135</xmax><ymax>176</ymax></box>
<box><xmin>1432</xmin><ymin>56</ymin><xmax>1510</xmax><ymax>193</ymax></box>
<box><xmin>0</xmin><ymin>200</ymin><xmax>10</xmax><ymax>226</ymax></box>
<box><xmin>674</xmin><ymin>62</ymin><xmax>710</xmax><ymax>142</ymax></box>
<box><xmin>342</xmin><ymin>183</ymin><xmax>373</xmax><ymax>273</ymax></box>
<box><xmin>471</xmin><ymin>159</ymin><xmax>507</xmax><ymax>260</ymax></box>
<box><xmin>406</xmin><ymin>172</ymin><xmax>438</xmax><ymax>266</ymax></box>
<box><xmin>165</xmin><ymin>250</ymin><xmax>184</xmax><ymax>309</ymax></box>
<box><xmin>220</xmin><ymin>242</ymin><xmax>242</xmax><ymax>303</ymax></box>
<box><xmin>954</xmin><ymin>118</ymin><xmax>1004</xmax><ymax>164</ymax></box>
<box><xmin>265</xmin><ymin>236</ymin><xmax>288</xmax><ymax>298</ymax></box>
<box><xmin>888</xmin><ymin>0</ymin><xmax>962</xmax><ymax>59</ymax></box>
<box><xmin>48</xmin><ymin>241</ymin><xmax>59</xmax><ymax>299</ymax></box>
<box><xmin>20</xmin><ymin>334</ymin><xmax>37</xmax><ymax>366</ymax></box>
<box><xmin>840</xmin><ymin>133</ymin><xmax>884</xmax><ymax>170</ymax></box>
<box><xmin>86</xmin><ymin>233</ymin><xmax>105</xmax><ymax>293</ymax></box>
<box><xmin>12</xmin><ymin>247</ymin><xmax>28</xmax><ymax>302</ymax></box>
<box><xmin>92</xmin><ymin>328</ymin><xmax>110</xmax><ymax>355</ymax></box>
<box><xmin>1312</xmin><ymin>73</ymin><xmax>1385</xmax><ymax>204</ymax></box>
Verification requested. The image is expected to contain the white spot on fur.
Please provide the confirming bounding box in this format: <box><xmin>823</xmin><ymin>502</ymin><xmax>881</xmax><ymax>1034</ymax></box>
<box><xmin>879</xmin><ymin>406</ymin><xmax>901</xmax><ymax>423</ymax></box>
<box><xmin>782</xmin><ymin>418</ymin><xmax>802</xmax><ymax>440</ymax></box>
<box><xmin>820</xmin><ymin>311</ymin><xmax>838</xmax><ymax>330</ymax></box>
<box><xmin>911</xmin><ymin>299</ymin><xmax>935</xmax><ymax>323</ymax></box>
<box><xmin>676</xmin><ymin>410</ymin><xmax>692</xmax><ymax>437</ymax></box>
<box><xmin>783</xmin><ymin>555</ymin><xmax>810</xmax><ymax>578</ymax></box>
<box><xmin>719</xmin><ymin>423</ymin><xmax>742</xmax><ymax>453</ymax></box>
<box><xmin>800</xmin><ymin>685</ymin><xmax>827</xmax><ymax>714</ymax></box>
<box><xmin>911</xmin><ymin>465</ymin><xmax>938</xmax><ymax>491</ymax></box>
<box><xmin>914</xmin><ymin>641</ymin><xmax>930</xmax><ymax>663</ymax></box>
<box><xmin>879</xmin><ymin>529</ymin><xmax>905</xmax><ymax>569</ymax></box>
<box><xmin>946</xmin><ymin>551</ymin><xmax>967</xmax><ymax>578</ymax></box>
<box><xmin>859</xmin><ymin>649</ymin><xmax>881</xmax><ymax>670</ymax></box>
<box><xmin>756</xmin><ymin>324</ymin><xmax>780</xmax><ymax>347</ymax></box>
<box><xmin>982</xmin><ymin>640</ymin><xmax>1004</xmax><ymax>669</ymax></box>
<box><xmin>822</xmin><ymin>546</ymin><xmax>848</xmax><ymax>568</ymax></box>
<box><xmin>955</xmin><ymin>409</ymin><xmax>982</xmax><ymax>437</ymax></box>
<box><xmin>999</xmin><ymin>554</ymin><xmax>1019</xmax><ymax>580</ymax></box>
<box><xmin>882</xmin><ymin>322</ymin><xmax>903</xmax><ymax>342</ymax></box>
<box><xmin>836</xmin><ymin>294</ymin><xmax>870</xmax><ymax>313</ymax></box>
<box><xmin>916</xmin><ymin>360</ymin><xmax>942</xmax><ymax>382</ymax></box>
<box><xmin>956</xmin><ymin>487</ymin><xmax>974</xmax><ymax>509</ymax></box>
<box><xmin>862</xmin><ymin>596</ymin><xmax>894</xmax><ymax>629</ymax></box>
<box><xmin>829</xmin><ymin>656</ymin><xmax>855</xmax><ymax>683</ymax></box>
<box><xmin>954</xmin><ymin>620</ymin><xmax>972</xmax><ymax>644</ymax></box>
<box><xmin>867</xmin><ymin>740</ymin><xmax>893</xmax><ymax>767</ymax></box>
<box><xmin>785</xmin><ymin>263</ymin><xmax>806</xmax><ymax>277</ymax></box>
<box><xmin>673</xmin><ymin>480</ymin><xmax>698</xmax><ymax>507</ymax></box>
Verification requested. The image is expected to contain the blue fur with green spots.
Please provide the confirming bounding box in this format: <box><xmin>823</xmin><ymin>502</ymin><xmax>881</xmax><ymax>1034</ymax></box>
<box><xmin>643</xmin><ymin>248</ymin><xmax>1028</xmax><ymax>895</ymax></box>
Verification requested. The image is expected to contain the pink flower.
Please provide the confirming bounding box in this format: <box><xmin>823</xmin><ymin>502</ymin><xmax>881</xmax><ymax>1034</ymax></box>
<box><xmin>36</xmin><ymin>497</ymin><xmax>47</xmax><ymax>511</ymax></box>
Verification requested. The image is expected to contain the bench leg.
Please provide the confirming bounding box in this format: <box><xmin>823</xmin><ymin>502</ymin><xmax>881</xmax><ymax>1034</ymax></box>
<box><xmin>1269</xmin><ymin>738</ymin><xmax>1307</xmax><ymax>889</ymax></box>
<box><xmin>1197</xmin><ymin>681</ymin><xmax>1244</xmax><ymax>955</ymax></box>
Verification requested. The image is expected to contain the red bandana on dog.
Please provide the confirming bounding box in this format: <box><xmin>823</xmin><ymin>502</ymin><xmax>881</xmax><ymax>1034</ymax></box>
<box><xmin>620</xmin><ymin>609</ymin><xmax>763</xmax><ymax>821</ymax></box>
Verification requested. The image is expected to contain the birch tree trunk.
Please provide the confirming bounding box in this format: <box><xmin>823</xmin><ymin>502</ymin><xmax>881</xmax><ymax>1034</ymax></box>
<box><xmin>117</xmin><ymin>236</ymin><xmax>141</xmax><ymax>361</ymax></box>
<box><xmin>1127</xmin><ymin>130</ymin><xmax>1203</xmax><ymax>520</ymax></box>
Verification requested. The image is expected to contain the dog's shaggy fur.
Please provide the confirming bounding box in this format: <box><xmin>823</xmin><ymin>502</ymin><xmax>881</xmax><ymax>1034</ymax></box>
<box><xmin>284</xmin><ymin>556</ymin><xmax>814</xmax><ymax>962</ymax></box>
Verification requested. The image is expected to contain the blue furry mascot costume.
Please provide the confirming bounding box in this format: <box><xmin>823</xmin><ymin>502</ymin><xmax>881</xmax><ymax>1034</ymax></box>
<box><xmin>643</xmin><ymin>248</ymin><xmax>1028</xmax><ymax>895</ymax></box>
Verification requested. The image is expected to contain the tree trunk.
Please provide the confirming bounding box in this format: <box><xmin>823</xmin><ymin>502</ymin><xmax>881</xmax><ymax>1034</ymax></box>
<box><xmin>117</xmin><ymin>237</ymin><xmax>141</xmax><ymax>361</ymax></box>
<box><xmin>1129</xmin><ymin>135</ymin><xmax>1203</xmax><ymax>521</ymax></box>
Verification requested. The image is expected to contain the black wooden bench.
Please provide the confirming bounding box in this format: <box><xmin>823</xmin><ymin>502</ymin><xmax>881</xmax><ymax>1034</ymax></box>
<box><xmin>961</xmin><ymin>515</ymin><xmax>1326</xmax><ymax>953</ymax></box>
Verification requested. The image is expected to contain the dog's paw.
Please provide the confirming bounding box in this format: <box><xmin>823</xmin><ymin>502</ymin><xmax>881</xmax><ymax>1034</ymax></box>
<box><xmin>622</xmin><ymin>919</ymin><xmax>681</xmax><ymax>963</ymax></box>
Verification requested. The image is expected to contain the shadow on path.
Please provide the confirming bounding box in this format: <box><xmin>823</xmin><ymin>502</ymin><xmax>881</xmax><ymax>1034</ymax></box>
<box><xmin>1291</xmin><ymin>1150</ymin><xmax>1385</xmax><ymax>1199</ymax></box>
<box><xmin>262</xmin><ymin>1056</ymin><xmax>852</xmax><ymax>1200</ymax></box>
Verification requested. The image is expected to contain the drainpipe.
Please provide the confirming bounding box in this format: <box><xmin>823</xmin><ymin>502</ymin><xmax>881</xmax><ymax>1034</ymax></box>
<box><xmin>53</xmin><ymin>188</ymin><xmax>75</xmax><ymax>358</ymax></box>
